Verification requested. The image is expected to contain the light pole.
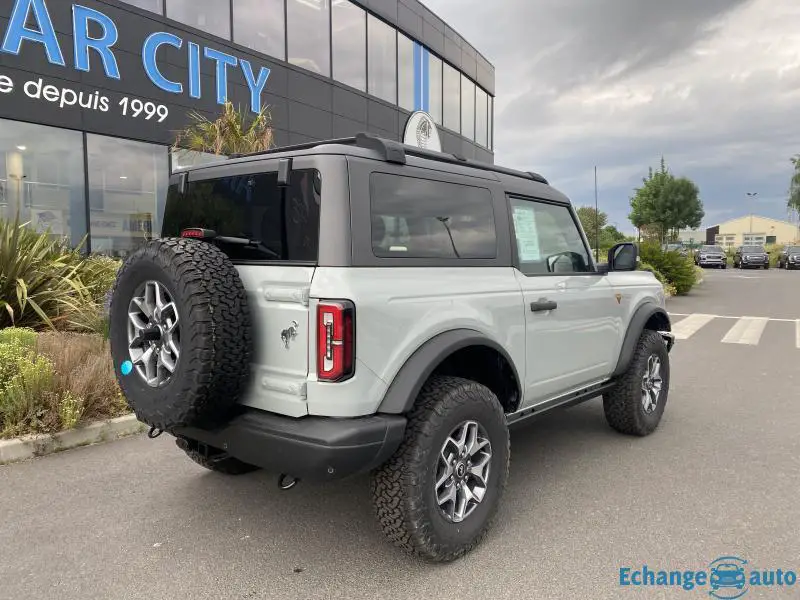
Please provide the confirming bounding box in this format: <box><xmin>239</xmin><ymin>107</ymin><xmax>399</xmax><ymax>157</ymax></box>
<box><xmin>746</xmin><ymin>192</ymin><xmax>758</xmax><ymax>234</ymax></box>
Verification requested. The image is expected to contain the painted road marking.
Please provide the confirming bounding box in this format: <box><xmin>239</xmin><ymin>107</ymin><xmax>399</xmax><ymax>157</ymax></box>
<box><xmin>721</xmin><ymin>317</ymin><xmax>769</xmax><ymax>345</ymax></box>
<box><xmin>669</xmin><ymin>313</ymin><xmax>798</xmax><ymax>323</ymax></box>
<box><xmin>796</xmin><ymin>320</ymin><xmax>800</xmax><ymax>350</ymax></box>
<box><xmin>671</xmin><ymin>314</ymin><xmax>716</xmax><ymax>340</ymax></box>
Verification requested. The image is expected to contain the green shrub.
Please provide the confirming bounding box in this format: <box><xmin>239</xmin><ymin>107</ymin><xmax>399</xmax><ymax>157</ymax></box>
<box><xmin>0</xmin><ymin>327</ymin><xmax>37</xmax><ymax>350</ymax></box>
<box><xmin>0</xmin><ymin>353</ymin><xmax>55</xmax><ymax>437</ymax></box>
<box><xmin>0</xmin><ymin>215</ymin><xmax>90</xmax><ymax>330</ymax></box>
<box><xmin>639</xmin><ymin>243</ymin><xmax>698</xmax><ymax>295</ymax></box>
<box><xmin>77</xmin><ymin>255</ymin><xmax>121</xmax><ymax>304</ymax></box>
<box><xmin>58</xmin><ymin>392</ymin><xmax>85</xmax><ymax>430</ymax></box>
<box><xmin>639</xmin><ymin>262</ymin><xmax>667</xmax><ymax>285</ymax></box>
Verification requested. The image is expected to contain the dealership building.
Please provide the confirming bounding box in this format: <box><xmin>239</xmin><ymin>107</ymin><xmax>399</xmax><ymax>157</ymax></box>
<box><xmin>0</xmin><ymin>0</ymin><xmax>495</xmax><ymax>255</ymax></box>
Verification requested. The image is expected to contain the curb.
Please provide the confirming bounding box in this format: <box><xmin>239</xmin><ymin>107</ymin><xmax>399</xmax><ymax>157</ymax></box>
<box><xmin>0</xmin><ymin>415</ymin><xmax>147</xmax><ymax>466</ymax></box>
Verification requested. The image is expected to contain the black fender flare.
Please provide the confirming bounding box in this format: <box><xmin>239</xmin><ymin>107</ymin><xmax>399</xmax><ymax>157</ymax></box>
<box><xmin>612</xmin><ymin>303</ymin><xmax>672</xmax><ymax>378</ymax></box>
<box><xmin>377</xmin><ymin>329</ymin><xmax>522</xmax><ymax>414</ymax></box>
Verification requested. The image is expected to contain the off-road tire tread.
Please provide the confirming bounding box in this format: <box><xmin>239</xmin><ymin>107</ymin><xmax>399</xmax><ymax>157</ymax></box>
<box><xmin>370</xmin><ymin>376</ymin><xmax>509</xmax><ymax>562</ymax></box>
<box><xmin>603</xmin><ymin>329</ymin><xmax>668</xmax><ymax>437</ymax></box>
<box><xmin>183</xmin><ymin>449</ymin><xmax>260</xmax><ymax>475</ymax></box>
<box><xmin>109</xmin><ymin>238</ymin><xmax>252</xmax><ymax>430</ymax></box>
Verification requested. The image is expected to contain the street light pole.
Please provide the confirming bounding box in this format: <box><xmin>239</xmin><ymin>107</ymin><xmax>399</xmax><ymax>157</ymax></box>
<box><xmin>746</xmin><ymin>192</ymin><xmax>758</xmax><ymax>235</ymax></box>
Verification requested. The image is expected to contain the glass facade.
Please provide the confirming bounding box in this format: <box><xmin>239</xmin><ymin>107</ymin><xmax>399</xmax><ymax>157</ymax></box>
<box><xmin>443</xmin><ymin>63</ymin><xmax>460</xmax><ymax>133</ymax></box>
<box><xmin>368</xmin><ymin>14</ymin><xmax>397</xmax><ymax>105</ymax></box>
<box><xmin>332</xmin><ymin>0</ymin><xmax>367</xmax><ymax>92</ymax></box>
<box><xmin>119</xmin><ymin>0</ymin><xmax>493</xmax><ymax>146</ymax></box>
<box><xmin>121</xmin><ymin>0</ymin><xmax>164</xmax><ymax>13</ymax></box>
<box><xmin>475</xmin><ymin>87</ymin><xmax>488</xmax><ymax>148</ymax></box>
<box><xmin>288</xmin><ymin>0</ymin><xmax>331</xmax><ymax>76</ymax></box>
<box><xmin>86</xmin><ymin>135</ymin><xmax>169</xmax><ymax>258</ymax></box>
<box><xmin>166</xmin><ymin>0</ymin><xmax>231</xmax><ymax>39</ymax></box>
<box><xmin>461</xmin><ymin>75</ymin><xmax>475</xmax><ymax>142</ymax></box>
<box><xmin>428</xmin><ymin>54</ymin><xmax>443</xmax><ymax>125</ymax></box>
<box><xmin>0</xmin><ymin>120</ymin><xmax>86</xmax><ymax>248</ymax></box>
<box><xmin>233</xmin><ymin>0</ymin><xmax>286</xmax><ymax>61</ymax></box>
<box><xmin>397</xmin><ymin>34</ymin><xmax>415</xmax><ymax>112</ymax></box>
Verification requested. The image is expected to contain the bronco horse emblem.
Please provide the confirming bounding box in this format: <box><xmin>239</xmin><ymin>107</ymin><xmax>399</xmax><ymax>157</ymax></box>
<box><xmin>281</xmin><ymin>321</ymin><xmax>299</xmax><ymax>349</ymax></box>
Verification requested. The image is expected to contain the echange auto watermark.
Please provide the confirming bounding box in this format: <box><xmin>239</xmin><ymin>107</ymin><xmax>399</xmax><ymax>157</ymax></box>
<box><xmin>620</xmin><ymin>556</ymin><xmax>797</xmax><ymax>599</ymax></box>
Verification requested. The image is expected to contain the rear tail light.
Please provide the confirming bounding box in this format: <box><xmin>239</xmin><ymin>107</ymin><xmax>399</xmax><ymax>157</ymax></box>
<box><xmin>181</xmin><ymin>228</ymin><xmax>216</xmax><ymax>239</ymax></box>
<box><xmin>317</xmin><ymin>300</ymin><xmax>355</xmax><ymax>382</ymax></box>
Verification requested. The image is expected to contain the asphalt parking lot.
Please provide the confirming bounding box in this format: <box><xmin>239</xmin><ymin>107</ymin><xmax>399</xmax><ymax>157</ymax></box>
<box><xmin>1</xmin><ymin>268</ymin><xmax>798</xmax><ymax>600</ymax></box>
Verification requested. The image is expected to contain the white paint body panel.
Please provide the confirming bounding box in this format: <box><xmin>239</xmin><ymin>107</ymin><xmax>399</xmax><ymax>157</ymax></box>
<box><xmin>233</xmin><ymin>262</ymin><xmax>664</xmax><ymax>419</ymax></box>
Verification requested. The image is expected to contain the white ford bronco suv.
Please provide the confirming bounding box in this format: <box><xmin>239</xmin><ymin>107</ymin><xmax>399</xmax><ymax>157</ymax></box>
<box><xmin>108</xmin><ymin>133</ymin><xmax>675</xmax><ymax>562</ymax></box>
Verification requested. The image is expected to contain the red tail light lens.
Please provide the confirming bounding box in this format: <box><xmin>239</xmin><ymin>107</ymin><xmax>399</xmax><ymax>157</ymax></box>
<box><xmin>317</xmin><ymin>300</ymin><xmax>355</xmax><ymax>382</ymax></box>
<box><xmin>181</xmin><ymin>228</ymin><xmax>215</xmax><ymax>239</ymax></box>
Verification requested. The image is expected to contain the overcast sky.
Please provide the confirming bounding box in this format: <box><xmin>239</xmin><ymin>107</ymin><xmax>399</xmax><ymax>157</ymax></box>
<box><xmin>426</xmin><ymin>0</ymin><xmax>800</xmax><ymax>232</ymax></box>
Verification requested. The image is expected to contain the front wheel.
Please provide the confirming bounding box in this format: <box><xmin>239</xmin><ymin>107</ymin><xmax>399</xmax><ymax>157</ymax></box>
<box><xmin>371</xmin><ymin>376</ymin><xmax>510</xmax><ymax>562</ymax></box>
<box><xmin>603</xmin><ymin>330</ymin><xmax>670</xmax><ymax>436</ymax></box>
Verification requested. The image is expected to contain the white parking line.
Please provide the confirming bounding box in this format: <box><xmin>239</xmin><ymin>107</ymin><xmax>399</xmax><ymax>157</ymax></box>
<box><xmin>721</xmin><ymin>317</ymin><xmax>769</xmax><ymax>345</ymax></box>
<box><xmin>671</xmin><ymin>314</ymin><xmax>715</xmax><ymax>339</ymax></box>
<box><xmin>669</xmin><ymin>312</ymin><xmax>797</xmax><ymax>323</ymax></box>
<box><xmin>796</xmin><ymin>320</ymin><xmax>800</xmax><ymax>349</ymax></box>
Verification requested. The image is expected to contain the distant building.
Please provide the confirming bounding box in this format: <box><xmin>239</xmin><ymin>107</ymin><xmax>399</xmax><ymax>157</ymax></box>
<box><xmin>706</xmin><ymin>215</ymin><xmax>800</xmax><ymax>248</ymax></box>
<box><xmin>675</xmin><ymin>229</ymin><xmax>705</xmax><ymax>246</ymax></box>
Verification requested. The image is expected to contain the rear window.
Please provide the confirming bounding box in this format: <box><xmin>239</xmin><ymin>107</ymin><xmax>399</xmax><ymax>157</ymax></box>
<box><xmin>161</xmin><ymin>169</ymin><xmax>321</xmax><ymax>262</ymax></box>
<box><xmin>370</xmin><ymin>173</ymin><xmax>497</xmax><ymax>259</ymax></box>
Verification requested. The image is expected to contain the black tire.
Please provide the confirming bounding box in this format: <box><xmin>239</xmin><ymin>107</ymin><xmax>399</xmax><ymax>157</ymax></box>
<box><xmin>764</xmin><ymin>264</ymin><xmax>769</xmax><ymax>270</ymax></box>
<box><xmin>722</xmin><ymin>264</ymin><xmax>727</xmax><ymax>269</ymax></box>
<box><xmin>603</xmin><ymin>330</ymin><xmax>670</xmax><ymax>437</ymax></box>
<box><xmin>183</xmin><ymin>448</ymin><xmax>260</xmax><ymax>475</ymax></box>
<box><xmin>371</xmin><ymin>376</ymin><xmax>510</xmax><ymax>562</ymax></box>
<box><xmin>109</xmin><ymin>238</ymin><xmax>252</xmax><ymax>431</ymax></box>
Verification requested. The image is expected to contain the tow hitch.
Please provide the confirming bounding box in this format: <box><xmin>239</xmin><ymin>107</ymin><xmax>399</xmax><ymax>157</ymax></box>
<box><xmin>278</xmin><ymin>474</ymin><xmax>299</xmax><ymax>490</ymax></box>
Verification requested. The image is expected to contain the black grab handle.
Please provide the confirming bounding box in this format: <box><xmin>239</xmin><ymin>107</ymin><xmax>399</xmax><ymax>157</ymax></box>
<box><xmin>531</xmin><ymin>300</ymin><xmax>558</xmax><ymax>312</ymax></box>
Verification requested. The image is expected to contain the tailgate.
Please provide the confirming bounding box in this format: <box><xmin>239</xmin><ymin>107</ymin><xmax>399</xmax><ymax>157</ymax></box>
<box><xmin>236</xmin><ymin>265</ymin><xmax>315</xmax><ymax>417</ymax></box>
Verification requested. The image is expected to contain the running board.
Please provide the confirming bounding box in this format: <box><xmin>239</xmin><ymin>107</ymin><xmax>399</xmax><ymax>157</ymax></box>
<box><xmin>505</xmin><ymin>381</ymin><xmax>615</xmax><ymax>426</ymax></box>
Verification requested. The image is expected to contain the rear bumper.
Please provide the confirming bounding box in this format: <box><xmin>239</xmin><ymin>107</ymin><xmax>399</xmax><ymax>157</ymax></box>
<box><xmin>174</xmin><ymin>410</ymin><xmax>407</xmax><ymax>481</ymax></box>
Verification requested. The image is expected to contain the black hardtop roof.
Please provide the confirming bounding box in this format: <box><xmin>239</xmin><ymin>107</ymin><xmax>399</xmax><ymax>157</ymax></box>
<box><xmin>178</xmin><ymin>133</ymin><xmax>549</xmax><ymax>186</ymax></box>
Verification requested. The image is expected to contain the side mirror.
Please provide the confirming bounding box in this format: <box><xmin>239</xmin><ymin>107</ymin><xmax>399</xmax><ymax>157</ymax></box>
<box><xmin>608</xmin><ymin>242</ymin><xmax>638</xmax><ymax>272</ymax></box>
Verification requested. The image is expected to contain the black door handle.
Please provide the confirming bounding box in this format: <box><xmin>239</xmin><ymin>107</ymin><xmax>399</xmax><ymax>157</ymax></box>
<box><xmin>531</xmin><ymin>299</ymin><xmax>558</xmax><ymax>312</ymax></box>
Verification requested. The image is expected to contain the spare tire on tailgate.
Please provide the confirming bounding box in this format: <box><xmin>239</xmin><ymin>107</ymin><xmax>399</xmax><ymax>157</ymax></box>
<box><xmin>108</xmin><ymin>238</ymin><xmax>252</xmax><ymax>430</ymax></box>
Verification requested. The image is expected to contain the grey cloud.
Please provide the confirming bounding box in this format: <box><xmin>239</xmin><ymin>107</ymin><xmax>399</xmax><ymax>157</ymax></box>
<box><xmin>425</xmin><ymin>0</ymin><xmax>800</xmax><ymax>230</ymax></box>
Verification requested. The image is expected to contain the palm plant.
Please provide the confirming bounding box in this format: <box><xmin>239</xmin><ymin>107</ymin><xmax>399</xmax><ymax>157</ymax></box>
<box><xmin>0</xmin><ymin>212</ymin><xmax>90</xmax><ymax>330</ymax></box>
<box><xmin>173</xmin><ymin>101</ymin><xmax>275</xmax><ymax>157</ymax></box>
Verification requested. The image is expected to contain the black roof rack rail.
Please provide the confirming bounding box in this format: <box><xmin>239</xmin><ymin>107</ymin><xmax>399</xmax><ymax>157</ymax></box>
<box><xmin>228</xmin><ymin>136</ymin><xmax>358</xmax><ymax>159</ymax></box>
<box><xmin>227</xmin><ymin>132</ymin><xmax>549</xmax><ymax>185</ymax></box>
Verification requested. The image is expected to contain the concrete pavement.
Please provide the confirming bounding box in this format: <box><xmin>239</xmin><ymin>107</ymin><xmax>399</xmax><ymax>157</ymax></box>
<box><xmin>1</xmin><ymin>268</ymin><xmax>798</xmax><ymax>600</ymax></box>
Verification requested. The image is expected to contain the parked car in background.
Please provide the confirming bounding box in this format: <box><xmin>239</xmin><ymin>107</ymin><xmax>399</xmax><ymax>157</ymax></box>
<box><xmin>777</xmin><ymin>245</ymin><xmax>800</xmax><ymax>270</ymax></box>
<box><xmin>694</xmin><ymin>245</ymin><xmax>727</xmax><ymax>269</ymax></box>
<box><xmin>733</xmin><ymin>245</ymin><xmax>769</xmax><ymax>269</ymax></box>
<box><xmin>662</xmin><ymin>243</ymin><xmax>689</xmax><ymax>257</ymax></box>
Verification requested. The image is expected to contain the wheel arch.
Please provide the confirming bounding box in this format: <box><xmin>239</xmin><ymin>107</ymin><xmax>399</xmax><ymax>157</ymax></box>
<box><xmin>612</xmin><ymin>302</ymin><xmax>671</xmax><ymax>378</ymax></box>
<box><xmin>377</xmin><ymin>329</ymin><xmax>522</xmax><ymax>415</ymax></box>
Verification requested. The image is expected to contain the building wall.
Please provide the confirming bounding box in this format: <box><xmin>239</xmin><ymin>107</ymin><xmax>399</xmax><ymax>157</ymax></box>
<box><xmin>0</xmin><ymin>0</ymin><xmax>494</xmax><ymax>256</ymax></box>
<box><xmin>712</xmin><ymin>215</ymin><xmax>800</xmax><ymax>248</ymax></box>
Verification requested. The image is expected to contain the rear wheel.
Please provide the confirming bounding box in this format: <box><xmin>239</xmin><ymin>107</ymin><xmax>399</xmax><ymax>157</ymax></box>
<box><xmin>371</xmin><ymin>376</ymin><xmax>509</xmax><ymax>562</ymax></box>
<box><xmin>603</xmin><ymin>330</ymin><xmax>670</xmax><ymax>436</ymax></box>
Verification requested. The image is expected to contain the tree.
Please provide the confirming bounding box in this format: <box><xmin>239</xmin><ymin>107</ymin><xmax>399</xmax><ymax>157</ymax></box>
<box><xmin>789</xmin><ymin>155</ymin><xmax>800</xmax><ymax>214</ymax></box>
<box><xmin>173</xmin><ymin>101</ymin><xmax>274</xmax><ymax>157</ymax></box>
<box><xmin>600</xmin><ymin>224</ymin><xmax>626</xmax><ymax>247</ymax></box>
<box><xmin>628</xmin><ymin>157</ymin><xmax>704</xmax><ymax>243</ymax></box>
<box><xmin>576</xmin><ymin>206</ymin><xmax>608</xmax><ymax>248</ymax></box>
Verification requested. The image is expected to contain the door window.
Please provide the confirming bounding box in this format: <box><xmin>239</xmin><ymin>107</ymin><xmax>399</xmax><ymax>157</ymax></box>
<box><xmin>509</xmin><ymin>198</ymin><xmax>592</xmax><ymax>275</ymax></box>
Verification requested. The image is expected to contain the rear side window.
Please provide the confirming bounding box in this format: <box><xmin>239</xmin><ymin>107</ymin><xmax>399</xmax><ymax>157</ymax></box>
<box><xmin>369</xmin><ymin>173</ymin><xmax>497</xmax><ymax>259</ymax></box>
<box><xmin>162</xmin><ymin>169</ymin><xmax>321</xmax><ymax>262</ymax></box>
